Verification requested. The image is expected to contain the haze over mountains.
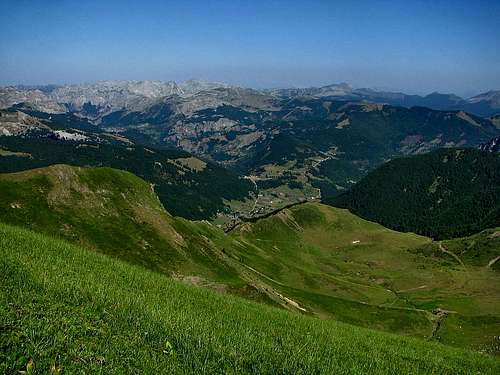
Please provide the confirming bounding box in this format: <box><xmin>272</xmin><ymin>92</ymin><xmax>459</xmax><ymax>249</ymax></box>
<box><xmin>1</xmin><ymin>80</ymin><xmax>500</xmax><ymax>117</ymax></box>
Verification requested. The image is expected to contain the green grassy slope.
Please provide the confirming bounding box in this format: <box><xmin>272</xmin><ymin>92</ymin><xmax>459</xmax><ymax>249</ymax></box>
<box><xmin>414</xmin><ymin>228</ymin><xmax>500</xmax><ymax>269</ymax></box>
<box><xmin>229</xmin><ymin>203</ymin><xmax>500</xmax><ymax>353</ymax></box>
<box><xmin>1</xmin><ymin>165</ymin><xmax>499</xmax><ymax>354</ymax></box>
<box><xmin>1</xmin><ymin>224</ymin><xmax>499</xmax><ymax>374</ymax></box>
<box><xmin>230</xmin><ymin>203</ymin><xmax>429</xmax><ymax>309</ymax></box>
<box><xmin>334</xmin><ymin>148</ymin><xmax>500</xmax><ymax>239</ymax></box>
<box><xmin>0</xmin><ymin>165</ymin><xmax>269</xmax><ymax>302</ymax></box>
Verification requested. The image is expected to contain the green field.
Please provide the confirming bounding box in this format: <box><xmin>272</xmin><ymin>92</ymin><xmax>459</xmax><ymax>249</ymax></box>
<box><xmin>1</xmin><ymin>224</ymin><xmax>499</xmax><ymax>374</ymax></box>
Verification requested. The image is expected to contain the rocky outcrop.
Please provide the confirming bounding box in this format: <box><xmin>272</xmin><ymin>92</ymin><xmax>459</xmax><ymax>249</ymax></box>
<box><xmin>0</xmin><ymin>80</ymin><xmax>232</xmax><ymax>117</ymax></box>
<box><xmin>0</xmin><ymin>110</ymin><xmax>50</xmax><ymax>136</ymax></box>
<box><xmin>479</xmin><ymin>136</ymin><xmax>500</xmax><ymax>153</ymax></box>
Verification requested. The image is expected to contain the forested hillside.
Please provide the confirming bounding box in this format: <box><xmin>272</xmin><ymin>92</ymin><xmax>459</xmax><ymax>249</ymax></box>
<box><xmin>334</xmin><ymin>148</ymin><xmax>500</xmax><ymax>239</ymax></box>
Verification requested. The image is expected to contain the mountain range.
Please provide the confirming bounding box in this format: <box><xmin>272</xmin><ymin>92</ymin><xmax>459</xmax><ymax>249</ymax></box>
<box><xmin>2</xmin><ymin>80</ymin><xmax>499</xmax><ymax>117</ymax></box>
<box><xmin>265</xmin><ymin>83</ymin><xmax>500</xmax><ymax>117</ymax></box>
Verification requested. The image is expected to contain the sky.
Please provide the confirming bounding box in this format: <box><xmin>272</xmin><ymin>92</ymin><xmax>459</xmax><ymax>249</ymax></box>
<box><xmin>0</xmin><ymin>0</ymin><xmax>499</xmax><ymax>97</ymax></box>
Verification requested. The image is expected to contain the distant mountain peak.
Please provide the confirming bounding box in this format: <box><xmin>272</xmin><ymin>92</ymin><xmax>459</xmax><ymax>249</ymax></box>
<box><xmin>425</xmin><ymin>92</ymin><xmax>463</xmax><ymax>100</ymax></box>
<box><xmin>468</xmin><ymin>90</ymin><xmax>500</xmax><ymax>103</ymax></box>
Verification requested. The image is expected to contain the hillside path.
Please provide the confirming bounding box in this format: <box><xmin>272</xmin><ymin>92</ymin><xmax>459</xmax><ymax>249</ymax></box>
<box><xmin>487</xmin><ymin>255</ymin><xmax>500</xmax><ymax>268</ymax></box>
<box><xmin>439</xmin><ymin>243</ymin><xmax>466</xmax><ymax>269</ymax></box>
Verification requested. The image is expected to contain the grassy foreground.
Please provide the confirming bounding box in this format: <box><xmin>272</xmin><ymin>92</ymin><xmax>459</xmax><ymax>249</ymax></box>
<box><xmin>1</xmin><ymin>224</ymin><xmax>499</xmax><ymax>374</ymax></box>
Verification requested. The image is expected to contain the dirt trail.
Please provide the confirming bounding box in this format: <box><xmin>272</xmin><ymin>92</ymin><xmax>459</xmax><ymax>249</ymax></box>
<box><xmin>438</xmin><ymin>243</ymin><xmax>469</xmax><ymax>288</ymax></box>
<box><xmin>396</xmin><ymin>285</ymin><xmax>428</xmax><ymax>293</ymax></box>
<box><xmin>487</xmin><ymin>255</ymin><xmax>500</xmax><ymax>268</ymax></box>
<box><xmin>215</xmin><ymin>243</ymin><xmax>308</xmax><ymax>313</ymax></box>
<box><xmin>242</xmin><ymin>266</ymin><xmax>308</xmax><ymax>313</ymax></box>
<box><xmin>439</xmin><ymin>243</ymin><xmax>466</xmax><ymax>269</ymax></box>
<box><xmin>240</xmin><ymin>263</ymin><xmax>286</xmax><ymax>287</ymax></box>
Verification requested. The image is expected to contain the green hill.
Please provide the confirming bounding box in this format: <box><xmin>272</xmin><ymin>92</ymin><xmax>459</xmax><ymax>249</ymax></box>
<box><xmin>1</xmin><ymin>224</ymin><xmax>499</xmax><ymax>374</ymax></box>
<box><xmin>0</xmin><ymin>165</ymin><xmax>267</xmax><ymax>302</ymax></box>
<box><xmin>334</xmin><ymin>148</ymin><xmax>500</xmax><ymax>239</ymax></box>
<box><xmin>414</xmin><ymin>227</ymin><xmax>500</xmax><ymax>269</ymax></box>
<box><xmin>228</xmin><ymin>203</ymin><xmax>500</xmax><ymax>352</ymax></box>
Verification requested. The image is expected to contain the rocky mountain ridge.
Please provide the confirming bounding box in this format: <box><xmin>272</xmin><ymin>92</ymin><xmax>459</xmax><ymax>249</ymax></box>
<box><xmin>266</xmin><ymin>84</ymin><xmax>500</xmax><ymax>117</ymax></box>
<box><xmin>2</xmin><ymin>80</ymin><xmax>499</xmax><ymax>118</ymax></box>
<box><xmin>0</xmin><ymin>79</ymin><xmax>232</xmax><ymax>118</ymax></box>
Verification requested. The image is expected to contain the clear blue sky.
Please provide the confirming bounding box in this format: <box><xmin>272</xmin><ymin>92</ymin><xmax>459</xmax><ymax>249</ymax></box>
<box><xmin>0</xmin><ymin>0</ymin><xmax>499</xmax><ymax>96</ymax></box>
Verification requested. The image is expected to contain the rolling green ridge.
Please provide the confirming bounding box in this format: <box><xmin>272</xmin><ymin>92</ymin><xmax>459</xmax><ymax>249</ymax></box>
<box><xmin>334</xmin><ymin>148</ymin><xmax>500</xmax><ymax>239</ymax></box>
<box><xmin>1</xmin><ymin>165</ymin><xmax>499</xmax><ymax>354</ymax></box>
<box><xmin>1</xmin><ymin>224</ymin><xmax>499</xmax><ymax>374</ymax></box>
<box><xmin>413</xmin><ymin>228</ymin><xmax>500</xmax><ymax>269</ymax></box>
